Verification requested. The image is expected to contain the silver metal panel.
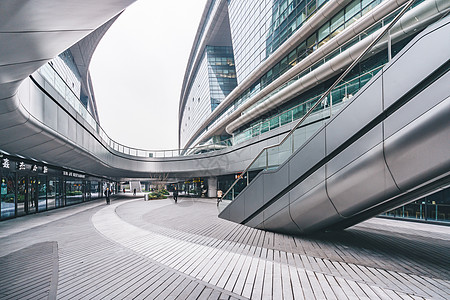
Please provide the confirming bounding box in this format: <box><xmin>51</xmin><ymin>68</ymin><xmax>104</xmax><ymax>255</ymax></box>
<box><xmin>261</xmin><ymin>204</ymin><xmax>303</xmax><ymax>235</ymax></box>
<box><xmin>289</xmin><ymin>128</ymin><xmax>326</xmax><ymax>185</ymax></box>
<box><xmin>383</xmin><ymin>18</ymin><xmax>450</xmax><ymax>108</ymax></box>
<box><xmin>289</xmin><ymin>182</ymin><xmax>341</xmax><ymax>233</ymax></box>
<box><xmin>384</xmin><ymin>97</ymin><xmax>450</xmax><ymax>191</ymax></box>
<box><xmin>243</xmin><ymin>174</ymin><xmax>264</xmax><ymax>220</ymax></box>
<box><xmin>290</xmin><ymin>167</ymin><xmax>326</xmax><ymax>202</ymax></box>
<box><xmin>67</xmin><ymin>118</ymin><xmax>77</xmax><ymax>143</ymax></box>
<box><xmin>245</xmin><ymin>211</ymin><xmax>263</xmax><ymax>228</ymax></box>
<box><xmin>76</xmin><ymin>123</ymin><xmax>84</xmax><ymax>148</ymax></box>
<box><xmin>326</xmin><ymin>125</ymin><xmax>383</xmax><ymax>177</ymax></box>
<box><xmin>263</xmin><ymin>163</ymin><xmax>289</xmax><ymax>204</ymax></box>
<box><xmin>326</xmin><ymin>74</ymin><xmax>383</xmax><ymax>154</ymax></box>
<box><xmin>43</xmin><ymin>95</ymin><xmax>58</xmax><ymax>131</ymax></box>
<box><xmin>384</xmin><ymin>70</ymin><xmax>450</xmax><ymax>139</ymax></box>
<box><xmin>56</xmin><ymin>107</ymin><xmax>69</xmax><ymax>138</ymax></box>
<box><xmin>228</xmin><ymin>194</ymin><xmax>246</xmax><ymax>223</ymax></box>
<box><xmin>327</xmin><ymin>143</ymin><xmax>399</xmax><ymax>218</ymax></box>
<box><xmin>263</xmin><ymin>192</ymin><xmax>290</xmax><ymax>221</ymax></box>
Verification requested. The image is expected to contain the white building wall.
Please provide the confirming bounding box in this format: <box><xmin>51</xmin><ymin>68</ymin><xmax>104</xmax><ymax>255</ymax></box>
<box><xmin>228</xmin><ymin>0</ymin><xmax>273</xmax><ymax>84</ymax></box>
<box><xmin>180</xmin><ymin>52</ymin><xmax>211</xmax><ymax>149</ymax></box>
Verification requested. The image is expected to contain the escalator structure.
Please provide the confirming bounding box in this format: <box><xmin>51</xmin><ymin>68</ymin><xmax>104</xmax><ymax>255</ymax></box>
<box><xmin>219</xmin><ymin>5</ymin><xmax>450</xmax><ymax>234</ymax></box>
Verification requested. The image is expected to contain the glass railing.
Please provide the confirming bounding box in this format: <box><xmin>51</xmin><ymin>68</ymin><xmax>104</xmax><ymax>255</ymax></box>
<box><xmin>219</xmin><ymin>0</ymin><xmax>417</xmax><ymax>203</ymax></box>
<box><xmin>234</xmin><ymin>65</ymin><xmax>382</xmax><ymax>145</ymax></box>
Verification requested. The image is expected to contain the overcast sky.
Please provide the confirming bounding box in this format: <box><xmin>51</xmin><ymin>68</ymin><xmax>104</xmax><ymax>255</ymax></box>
<box><xmin>90</xmin><ymin>0</ymin><xmax>206</xmax><ymax>150</ymax></box>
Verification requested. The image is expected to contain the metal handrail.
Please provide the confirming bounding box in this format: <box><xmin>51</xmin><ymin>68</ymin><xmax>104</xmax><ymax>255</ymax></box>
<box><xmin>219</xmin><ymin>0</ymin><xmax>415</xmax><ymax>203</ymax></box>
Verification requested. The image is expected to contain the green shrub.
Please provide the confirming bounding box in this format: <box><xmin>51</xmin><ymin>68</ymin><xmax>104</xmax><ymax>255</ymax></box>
<box><xmin>147</xmin><ymin>191</ymin><xmax>167</xmax><ymax>200</ymax></box>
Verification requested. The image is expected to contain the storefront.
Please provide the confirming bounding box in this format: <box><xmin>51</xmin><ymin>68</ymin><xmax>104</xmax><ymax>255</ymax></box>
<box><xmin>0</xmin><ymin>153</ymin><xmax>114</xmax><ymax>220</ymax></box>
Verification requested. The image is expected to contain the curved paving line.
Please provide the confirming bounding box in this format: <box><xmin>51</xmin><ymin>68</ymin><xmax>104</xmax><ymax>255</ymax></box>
<box><xmin>91</xmin><ymin>200</ymin><xmax>445</xmax><ymax>299</ymax></box>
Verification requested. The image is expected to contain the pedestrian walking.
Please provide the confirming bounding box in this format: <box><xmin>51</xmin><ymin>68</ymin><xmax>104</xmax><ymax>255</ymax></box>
<box><xmin>104</xmin><ymin>187</ymin><xmax>111</xmax><ymax>205</ymax></box>
<box><xmin>173</xmin><ymin>187</ymin><xmax>178</xmax><ymax>203</ymax></box>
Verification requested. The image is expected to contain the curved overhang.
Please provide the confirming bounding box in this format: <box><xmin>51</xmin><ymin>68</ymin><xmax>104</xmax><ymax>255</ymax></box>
<box><xmin>0</xmin><ymin>73</ymin><xmax>292</xmax><ymax>180</ymax></box>
<box><xmin>0</xmin><ymin>0</ymin><xmax>137</xmax><ymax>102</ymax></box>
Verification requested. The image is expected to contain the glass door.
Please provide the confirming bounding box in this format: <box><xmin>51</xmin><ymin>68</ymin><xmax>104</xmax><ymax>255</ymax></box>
<box><xmin>38</xmin><ymin>176</ymin><xmax>47</xmax><ymax>212</ymax></box>
<box><xmin>17</xmin><ymin>176</ymin><xmax>27</xmax><ymax>216</ymax></box>
<box><xmin>1</xmin><ymin>174</ymin><xmax>16</xmax><ymax>219</ymax></box>
<box><xmin>28</xmin><ymin>176</ymin><xmax>37</xmax><ymax>214</ymax></box>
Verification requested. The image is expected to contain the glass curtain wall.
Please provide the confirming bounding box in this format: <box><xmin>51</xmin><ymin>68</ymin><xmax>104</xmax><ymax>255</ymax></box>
<box><xmin>65</xmin><ymin>180</ymin><xmax>84</xmax><ymax>205</ymax></box>
<box><xmin>1</xmin><ymin>172</ymin><xmax>15</xmax><ymax>219</ymax></box>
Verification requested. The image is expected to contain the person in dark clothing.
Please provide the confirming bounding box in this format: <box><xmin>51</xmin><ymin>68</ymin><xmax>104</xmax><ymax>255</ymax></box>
<box><xmin>173</xmin><ymin>187</ymin><xmax>178</xmax><ymax>203</ymax></box>
<box><xmin>104</xmin><ymin>188</ymin><xmax>111</xmax><ymax>205</ymax></box>
<box><xmin>133</xmin><ymin>188</ymin><xmax>136</xmax><ymax>195</ymax></box>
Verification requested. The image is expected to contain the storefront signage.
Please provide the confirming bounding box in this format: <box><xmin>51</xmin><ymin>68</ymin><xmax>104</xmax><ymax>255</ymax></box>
<box><xmin>2</xmin><ymin>158</ymin><xmax>10</xmax><ymax>169</ymax></box>
<box><xmin>63</xmin><ymin>171</ymin><xmax>85</xmax><ymax>178</ymax></box>
<box><xmin>18</xmin><ymin>162</ymin><xmax>26</xmax><ymax>170</ymax></box>
<box><xmin>32</xmin><ymin>164</ymin><xmax>38</xmax><ymax>172</ymax></box>
<box><xmin>43</xmin><ymin>166</ymin><xmax>48</xmax><ymax>174</ymax></box>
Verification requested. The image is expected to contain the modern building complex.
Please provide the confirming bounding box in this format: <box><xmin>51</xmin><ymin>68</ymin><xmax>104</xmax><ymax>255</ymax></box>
<box><xmin>0</xmin><ymin>0</ymin><xmax>449</xmax><ymax>234</ymax></box>
<box><xmin>179</xmin><ymin>0</ymin><xmax>450</xmax><ymax>232</ymax></box>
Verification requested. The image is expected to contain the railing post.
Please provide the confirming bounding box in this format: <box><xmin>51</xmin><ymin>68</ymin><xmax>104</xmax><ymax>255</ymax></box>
<box><xmin>292</xmin><ymin>132</ymin><xmax>295</xmax><ymax>154</ymax></box>
<box><xmin>265</xmin><ymin>150</ymin><xmax>268</xmax><ymax>170</ymax></box>
<box><xmin>330</xmin><ymin>92</ymin><xmax>333</xmax><ymax>117</ymax></box>
<box><xmin>247</xmin><ymin>171</ymin><xmax>249</xmax><ymax>185</ymax></box>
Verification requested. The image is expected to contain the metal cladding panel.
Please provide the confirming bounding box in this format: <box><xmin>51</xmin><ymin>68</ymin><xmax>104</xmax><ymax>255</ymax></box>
<box><xmin>290</xmin><ymin>167</ymin><xmax>325</xmax><ymax>205</ymax></box>
<box><xmin>383</xmin><ymin>18</ymin><xmax>450</xmax><ymax>109</ymax></box>
<box><xmin>262</xmin><ymin>204</ymin><xmax>303</xmax><ymax>235</ymax></box>
<box><xmin>289</xmin><ymin>128</ymin><xmax>326</xmax><ymax>186</ymax></box>
<box><xmin>29</xmin><ymin>83</ymin><xmax>45</xmax><ymax>123</ymax></box>
<box><xmin>76</xmin><ymin>123</ymin><xmax>84</xmax><ymax>148</ymax></box>
<box><xmin>19</xmin><ymin>139</ymin><xmax>58</xmax><ymax>157</ymax></box>
<box><xmin>263</xmin><ymin>191</ymin><xmax>290</xmax><ymax>221</ymax></box>
<box><xmin>384</xmin><ymin>70</ymin><xmax>450</xmax><ymax>139</ymax></box>
<box><xmin>326</xmin><ymin>75</ymin><xmax>383</xmax><ymax>155</ymax></box>
<box><xmin>289</xmin><ymin>181</ymin><xmax>341</xmax><ymax>233</ymax></box>
<box><xmin>2</xmin><ymin>131</ymin><xmax>48</xmax><ymax>153</ymax></box>
<box><xmin>43</xmin><ymin>95</ymin><xmax>58</xmax><ymax>131</ymax></box>
<box><xmin>67</xmin><ymin>117</ymin><xmax>77</xmax><ymax>144</ymax></box>
<box><xmin>326</xmin><ymin>125</ymin><xmax>383</xmax><ymax>178</ymax></box>
<box><xmin>219</xmin><ymin>203</ymin><xmax>230</xmax><ymax>221</ymax></box>
<box><xmin>384</xmin><ymin>97</ymin><xmax>450</xmax><ymax>191</ymax></box>
<box><xmin>56</xmin><ymin>106</ymin><xmax>68</xmax><ymax>138</ymax></box>
<box><xmin>229</xmin><ymin>194</ymin><xmax>246</xmax><ymax>223</ymax></box>
<box><xmin>243</xmin><ymin>174</ymin><xmax>264</xmax><ymax>220</ymax></box>
<box><xmin>327</xmin><ymin>143</ymin><xmax>399</xmax><ymax>218</ymax></box>
<box><xmin>245</xmin><ymin>211</ymin><xmax>263</xmax><ymax>228</ymax></box>
<box><xmin>263</xmin><ymin>163</ymin><xmax>289</xmax><ymax>204</ymax></box>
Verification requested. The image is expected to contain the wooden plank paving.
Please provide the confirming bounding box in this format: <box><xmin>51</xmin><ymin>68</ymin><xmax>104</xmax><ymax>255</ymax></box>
<box><xmin>0</xmin><ymin>196</ymin><xmax>449</xmax><ymax>299</ymax></box>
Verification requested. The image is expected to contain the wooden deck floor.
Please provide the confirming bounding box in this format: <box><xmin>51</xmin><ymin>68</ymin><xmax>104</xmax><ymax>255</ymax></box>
<box><xmin>0</xmin><ymin>196</ymin><xmax>449</xmax><ymax>299</ymax></box>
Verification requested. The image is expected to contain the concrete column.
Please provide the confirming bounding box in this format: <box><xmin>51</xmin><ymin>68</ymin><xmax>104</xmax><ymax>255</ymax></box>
<box><xmin>207</xmin><ymin>177</ymin><xmax>217</xmax><ymax>198</ymax></box>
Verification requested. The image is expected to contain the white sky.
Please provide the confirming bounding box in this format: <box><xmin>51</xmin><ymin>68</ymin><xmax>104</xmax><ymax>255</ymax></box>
<box><xmin>90</xmin><ymin>0</ymin><xmax>206</xmax><ymax>150</ymax></box>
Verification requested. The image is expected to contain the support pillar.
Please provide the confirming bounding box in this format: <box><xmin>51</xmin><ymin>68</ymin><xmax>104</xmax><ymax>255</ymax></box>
<box><xmin>207</xmin><ymin>177</ymin><xmax>217</xmax><ymax>198</ymax></box>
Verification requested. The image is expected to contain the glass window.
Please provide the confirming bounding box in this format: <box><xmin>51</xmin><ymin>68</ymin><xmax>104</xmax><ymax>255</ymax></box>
<box><xmin>1</xmin><ymin>173</ymin><xmax>15</xmax><ymax>219</ymax></box>
<box><xmin>17</xmin><ymin>176</ymin><xmax>26</xmax><ymax>216</ymax></box>
<box><xmin>330</xmin><ymin>10</ymin><xmax>345</xmax><ymax>33</ymax></box>
<box><xmin>38</xmin><ymin>176</ymin><xmax>47</xmax><ymax>212</ymax></box>
<box><xmin>318</xmin><ymin>22</ymin><xmax>330</xmax><ymax>42</ymax></box>
<box><xmin>307</xmin><ymin>0</ymin><xmax>316</xmax><ymax>16</ymax></box>
<box><xmin>66</xmin><ymin>180</ymin><xmax>83</xmax><ymax>205</ymax></box>
<box><xmin>345</xmin><ymin>0</ymin><xmax>361</xmax><ymax>26</ymax></box>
